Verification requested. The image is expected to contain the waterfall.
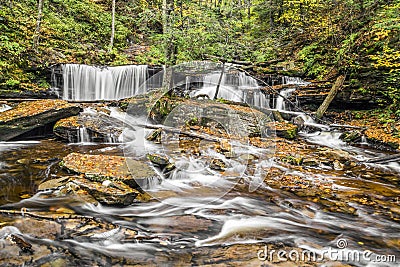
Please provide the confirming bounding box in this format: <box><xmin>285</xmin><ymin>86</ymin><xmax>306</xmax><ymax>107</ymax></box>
<box><xmin>63</xmin><ymin>64</ymin><xmax>148</xmax><ymax>101</ymax></box>
<box><xmin>77</xmin><ymin>127</ymin><xmax>90</xmax><ymax>143</ymax></box>
<box><xmin>274</xmin><ymin>76</ymin><xmax>309</xmax><ymax>111</ymax></box>
<box><xmin>275</xmin><ymin>88</ymin><xmax>296</xmax><ymax>110</ymax></box>
<box><xmin>190</xmin><ymin>69</ymin><xmax>270</xmax><ymax>108</ymax></box>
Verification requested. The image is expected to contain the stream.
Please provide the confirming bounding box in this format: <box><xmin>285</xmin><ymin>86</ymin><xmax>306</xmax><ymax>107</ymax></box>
<box><xmin>0</xmin><ymin>64</ymin><xmax>399</xmax><ymax>266</ymax></box>
<box><xmin>0</xmin><ymin>131</ymin><xmax>399</xmax><ymax>266</ymax></box>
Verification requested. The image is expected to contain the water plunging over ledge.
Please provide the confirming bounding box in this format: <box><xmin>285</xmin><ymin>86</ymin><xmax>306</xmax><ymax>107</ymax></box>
<box><xmin>62</xmin><ymin>64</ymin><xmax>149</xmax><ymax>101</ymax></box>
<box><xmin>58</xmin><ymin>63</ymin><xmax>268</xmax><ymax>103</ymax></box>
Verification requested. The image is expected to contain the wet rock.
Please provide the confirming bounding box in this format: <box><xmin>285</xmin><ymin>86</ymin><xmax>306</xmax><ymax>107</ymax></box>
<box><xmin>53</xmin><ymin>112</ymin><xmax>126</xmax><ymax>143</ymax></box>
<box><xmin>164</xmin><ymin>163</ymin><xmax>176</xmax><ymax>172</ymax></box>
<box><xmin>291</xmin><ymin>115</ymin><xmax>305</xmax><ymax>130</ymax></box>
<box><xmin>38</xmin><ymin>177</ymin><xmax>71</xmax><ymax>191</ymax></box>
<box><xmin>273</xmin><ymin>122</ymin><xmax>298</xmax><ymax>139</ymax></box>
<box><xmin>333</xmin><ymin>160</ymin><xmax>345</xmax><ymax>170</ymax></box>
<box><xmin>149</xmin><ymin>98</ymin><xmax>273</xmax><ymax>138</ymax></box>
<box><xmin>6</xmin><ymin>234</ymin><xmax>34</xmax><ymax>254</ymax></box>
<box><xmin>224</xmin><ymin>151</ymin><xmax>237</xmax><ymax>158</ymax></box>
<box><xmin>317</xmin><ymin>148</ymin><xmax>351</xmax><ymax>162</ymax></box>
<box><xmin>146</xmin><ymin>128</ymin><xmax>162</xmax><ymax>143</ymax></box>
<box><xmin>281</xmin><ymin>154</ymin><xmax>303</xmax><ymax>166</ymax></box>
<box><xmin>147</xmin><ymin>153</ymin><xmax>170</xmax><ymax>166</ymax></box>
<box><xmin>219</xmin><ymin>139</ymin><xmax>232</xmax><ymax>152</ymax></box>
<box><xmin>302</xmin><ymin>159</ymin><xmax>320</xmax><ymax>167</ymax></box>
<box><xmin>340</xmin><ymin>130</ymin><xmax>362</xmax><ymax>143</ymax></box>
<box><xmin>61</xmin><ymin>153</ymin><xmax>158</xmax><ymax>190</ymax></box>
<box><xmin>71</xmin><ymin>178</ymin><xmax>149</xmax><ymax>205</ymax></box>
<box><xmin>209</xmin><ymin>158</ymin><xmax>226</xmax><ymax>171</ymax></box>
<box><xmin>0</xmin><ymin>100</ymin><xmax>81</xmax><ymax>141</ymax></box>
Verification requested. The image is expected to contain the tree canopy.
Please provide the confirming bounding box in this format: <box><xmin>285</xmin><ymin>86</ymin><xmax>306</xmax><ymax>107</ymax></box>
<box><xmin>0</xmin><ymin>0</ymin><xmax>399</xmax><ymax>110</ymax></box>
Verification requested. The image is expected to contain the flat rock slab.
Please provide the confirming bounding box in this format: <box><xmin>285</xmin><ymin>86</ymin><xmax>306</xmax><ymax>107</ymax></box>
<box><xmin>71</xmin><ymin>178</ymin><xmax>149</xmax><ymax>205</ymax></box>
<box><xmin>53</xmin><ymin>112</ymin><xmax>126</xmax><ymax>142</ymax></box>
<box><xmin>61</xmin><ymin>153</ymin><xmax>158</xmax><ymax>189</ymax></box>
<box><xmin>0</xmin><ymin>100</ymin><xmax>81</xmax><ymax>141</ymax></box>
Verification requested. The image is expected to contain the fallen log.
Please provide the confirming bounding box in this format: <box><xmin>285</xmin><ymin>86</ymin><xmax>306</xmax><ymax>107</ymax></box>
<box><xmin>315</xmin><ymin>75</ymin><xmax>346</xmax><ymax>119</ymax></box>
<box><xmin>141</xmin><ymin>124</ymin><xmax>222</xmax><ymax>143</ymax></box>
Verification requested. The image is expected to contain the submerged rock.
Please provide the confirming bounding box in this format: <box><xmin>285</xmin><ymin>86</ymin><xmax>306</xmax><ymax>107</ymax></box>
<box><xmin>61</xmin><ymin>153</ymin><xmax>158</xmax><ymax>190</ymax></box>
<box><xmin>53</xmin><ymin>112</ymin><xmax>126</xmax><ymax>143</ymax></box>
<box><xmin>0</xmin><ymin>100</ymin><xmax>81</xmax><ymax>141</ymax></box>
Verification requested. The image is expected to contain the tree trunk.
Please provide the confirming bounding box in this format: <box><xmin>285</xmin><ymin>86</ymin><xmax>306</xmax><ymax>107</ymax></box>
<box><xmin>109</xmin><ymin>0</ymin><xmax>116</xmax><ymax>52</ymax></box>
<box><xmin>33</xmin><ymin>0</ymin><xmax>44</xmax><ymax>52</ymax></box>
<box><xmin>162</xmin><ymin>0</ymin><xmax>175</xmax><ymax>66</ymax></box>
<box><xmin>315</xmin><ymin>75</ymin><xmax>346</xmax><ymax>119</ymax></box>
<box><xmin>213</xmin><ymin>63</ymin><xmax>225</xmax><ymax>100</ymax></box>
<box><xmin>269</xmin><ymin>0</ymin><xmax>274</xmax><ymax>29</ymax></box>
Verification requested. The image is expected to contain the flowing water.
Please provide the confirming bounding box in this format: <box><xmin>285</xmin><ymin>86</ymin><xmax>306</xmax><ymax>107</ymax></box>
<box><xmin>1</xmin><ymin>65</ymin><xmax>399</xmax><ymax>266</ymax></box>
<box><xmin>63</xmin><ymin>64</ymin><xmax>148</xmax><ymax>101</ymax></box>
<box><xmin>1</xmin><ymin>122</ymin><xmax>399</xmax><ymax>266</ymax></box>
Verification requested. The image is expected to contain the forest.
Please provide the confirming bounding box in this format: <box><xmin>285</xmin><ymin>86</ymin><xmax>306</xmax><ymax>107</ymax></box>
<box><xmin>1</xmin><ymin>1</ymin><xmax>400</xmax><ymax>265</ymax></box>
<box><xmin>0</xmin><ymin>0</ymin><xmax>399</xmax><ymax>111</ymax></box>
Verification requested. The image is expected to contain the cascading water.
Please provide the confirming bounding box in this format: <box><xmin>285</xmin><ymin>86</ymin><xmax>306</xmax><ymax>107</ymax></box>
<box><xmin>275</xmin><ymin>88</ymin><xmax>296</xmax><ymax>110</ymax></box>
<box><xmin>77</xmin><ymin>127</ymin><xmax>90</xmax><ymax>143</ymax></box>
<box><xmin>63</xmin><ymin>64</ymin><xmax>148</xmax><ymax>101</ymax></box>
<box><xmin>274</xmin><ymin>76</ymin><xmax>309</xmax><ymax>111</ymax></box>
<box><xmin>190</xmin><ymin>69</ymin><xmax>270</xmax><ymax>108</ymax></box>
<box><xmin>0</xmin><ymin>104</ymin><xmax>11</xmax><ymax>113</ymax></box>
<box><xmin>2</xmin><ymin>62</ymin><xmax>400</xmax><ymax>266</ymax></box>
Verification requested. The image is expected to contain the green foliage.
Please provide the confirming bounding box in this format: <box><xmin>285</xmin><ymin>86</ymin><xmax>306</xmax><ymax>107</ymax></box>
<box><xmin>298</xmin><ymin>43</ymin><xmax>327</xmax><ymax>78</ymax></box>
<box><xmin>0</xmin><ymin>0</ymin><xmax>399</xmax><ymax>112</ymax></box>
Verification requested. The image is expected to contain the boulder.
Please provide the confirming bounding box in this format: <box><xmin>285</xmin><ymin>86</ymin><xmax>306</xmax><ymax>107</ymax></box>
<box><xmin>154</xmin><ymin>98</ymin><xmax>274</xmax><ymax>139</ymax></box>
<box><xmin>0</xmin><ymin>100</ymin><xmax>81</xmax><ymax>141</ymax></box>
<box><xmin>53</xmin><ymin>112</ymin><xmax>126</xmax><ymax>143</ymax></box>
<box><xmin>121</xmin><ymin>94</ymin><xmax>275</xmax><ymax>139</ymax></box>
<box><xmin>61</xmin><ymin>153</ymin><xmax>158</xmax><ymax>190</ymax></box>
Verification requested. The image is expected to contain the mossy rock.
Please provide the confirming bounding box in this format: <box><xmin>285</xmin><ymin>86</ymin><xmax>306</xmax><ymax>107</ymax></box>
<box><xmin>147</xmin><ymin>153</ymin><xmax>170</xmax><ymax>166</ymax></box>
<box><xmin>273</xmin><ymin>122</ymin><xmax>298</xmax><ymax>140</ymax></box>
<box><xmin>340</xmin><ymin>130</ymin><xmax>362</xmax><ymax>143</ymax></box>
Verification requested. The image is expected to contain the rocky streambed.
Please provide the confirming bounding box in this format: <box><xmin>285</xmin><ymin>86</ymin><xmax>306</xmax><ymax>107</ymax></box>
<box><xmin>0</xmin><ymin>95</ymin><xmax>399</xmax><ymax>266</ymax></box>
